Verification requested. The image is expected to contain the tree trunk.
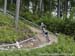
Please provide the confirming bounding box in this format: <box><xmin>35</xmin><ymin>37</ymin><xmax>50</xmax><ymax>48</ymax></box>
<box><xmin>40</xmin><ymin>0</ymin><xmax>42</xmax><ymax>12</ymax></box>
<box><xmin>49</xmin><ymin>0</ymin><xmax>52</xmax><ymax>14</ymax></box>
<box><xmin>15</xmin><ymin>0</ymin><xmax>20</xmax><ymax>30</ymax></box>
<box><xmin>4</xmin><ymin>0</ymin><xmax>7</xmax><ymax>14</ymax></box>
<box><xmin>65</xmin><ymin>0</ymin><xmax>68</xmax><ymax>16</ymax></box>
<box><xmin>29</xmin><ymin>1</ymin><xmax>33</xmax><ymax>13</ymax></box>
<box><xmin>39</xmin><ymin>0</ymin><xmax>44</xmax><ymax>16</ymax></box>
<box><xmin>10</xmin><ymin>0</ymin><xmax>13</xmax><ymax>5</ymax></box>
<box><xmin>57</xmin><ymin>0</ymin><xmax>61</xmax><ymax>18</ymax></box>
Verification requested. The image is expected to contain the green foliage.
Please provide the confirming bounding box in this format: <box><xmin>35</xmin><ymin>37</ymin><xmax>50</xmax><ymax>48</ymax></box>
<box><xmin>0</xmin><ymin>26</ymin><xmax>18</xmax><ymax>43</ymax></box>
<box><xmin>0</xmin><ymin>0</ymin><xmax>3</xmax><ymax>7</ymax></box>
<box><xmin>35</xmin><ymin>14</ymin><xmax>75</xmax><ymax>36</ymax></box>
<box><xmin>8</xmin><ymin>4</ymin><xmax>16</xmax><ymax>11</ymax></box>
<box><xmin>0</xmin><ymin>13</ymin><xmax>14</xmax><ymax>26</ymax></box>
<box><xmin>19</xmin><ymin>10</ymin><xmax>75</xmax><ymax>36</ymax></box>
<box><xmin>0</xmin><ymin>12</ymin><xmax>34</xmax><ymax>43</ymax></box>
<box><xmin>20</xmin><ymin>11</ymin><xmax>40</xmax><ymax>23</ymax></box>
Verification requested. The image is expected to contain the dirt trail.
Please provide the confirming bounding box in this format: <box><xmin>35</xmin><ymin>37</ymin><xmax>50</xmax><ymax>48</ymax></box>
<box><xmin>22</xmin><ymin>25</ymin><xmax>58</xmax><ymax>48</ymax></box>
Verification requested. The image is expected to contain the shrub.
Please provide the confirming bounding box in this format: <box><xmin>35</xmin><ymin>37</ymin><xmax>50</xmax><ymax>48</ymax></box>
<box><xmin>36</xmin><ymin>14</ymin><xmax>75</xmax><ymax>36</ymax></box>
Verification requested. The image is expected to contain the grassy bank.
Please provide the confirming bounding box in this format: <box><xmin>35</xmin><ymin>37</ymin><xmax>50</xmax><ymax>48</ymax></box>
<box><xmin>0</xmin><ymin>12</ymin><xmax>34</xmax><ymax>43</ymax></box>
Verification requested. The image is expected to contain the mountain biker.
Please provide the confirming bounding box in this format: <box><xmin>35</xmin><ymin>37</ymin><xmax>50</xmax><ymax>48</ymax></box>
<box><xmin>40</xmin><ymin>22</ymin><xmax>45</xmax><ymax>33</ymax></box>
<box><xmin>44</xmin><ymin>29</ymin><xmax>50</xmax><ymax>42</ymax></box>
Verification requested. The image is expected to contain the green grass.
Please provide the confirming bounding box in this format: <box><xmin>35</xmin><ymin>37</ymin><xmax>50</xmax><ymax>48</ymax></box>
<box><xmin>0</xmin><ymin>34</ymin><xmax>75</xmax><ymax>56</ymax></box>
<box><xmin>0</xmin><ymin>12</ymin><xmax>34</xmax><ymax>43</ymax></box>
